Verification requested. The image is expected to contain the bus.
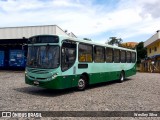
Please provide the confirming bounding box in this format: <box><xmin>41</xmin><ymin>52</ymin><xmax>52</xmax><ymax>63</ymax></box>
<box><xmin>0</xmin><ymin>51</ymin><xmax>5</xmax><ymax>67</ymax></box>
<box><xmin>9</xmin><ymin>50</ymin><xmax>26</xmax><ymax>68</ymax></box>
<box><xmin>25</xmin><ymin>35</ymin><xmax>136</xmax><ymax>90</ymax></box>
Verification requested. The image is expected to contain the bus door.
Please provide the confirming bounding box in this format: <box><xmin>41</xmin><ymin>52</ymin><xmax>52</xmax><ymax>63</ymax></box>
<box><xmin>61</xmin><ymin>40</ymin><xmax>77</xmax><ymax>88</ymax></box>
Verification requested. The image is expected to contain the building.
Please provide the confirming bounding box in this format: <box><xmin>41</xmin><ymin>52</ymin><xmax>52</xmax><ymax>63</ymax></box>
<box><xmin>0</xmin><ymin>25</ymin><xmax>76</xmax><ymax>39</ymax></box>
<box><xmin>141</xmin><ymin>30</ymin><xmax>160</xmax><ymax>72</ymax></box>
<box><xmin>0</xmin><ymin>25</ymin><xmax>76</xmax><ymax>69</ymax></box>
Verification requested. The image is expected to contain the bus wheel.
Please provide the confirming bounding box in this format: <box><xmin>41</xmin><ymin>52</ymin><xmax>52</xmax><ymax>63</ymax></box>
<box><xmin>77</xmin><ymin>76</ymin><xmax>87</xmax><ymax>91</ymax></box>
<box><xmin>119</xmin><ymin>71</ymin><xmax>125</xmax><ymax>83</ymax></box>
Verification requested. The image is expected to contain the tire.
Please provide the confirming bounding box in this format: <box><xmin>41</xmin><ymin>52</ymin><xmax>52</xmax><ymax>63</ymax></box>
<box><xmin>119</xmin><ymin>71</ymin><xmax>125</xmax><ymax>83</ymax></box>
<box><xmin>77</xmin><ymin>75</ymin><xmax>87</xmax><ymax>91</ymax></box>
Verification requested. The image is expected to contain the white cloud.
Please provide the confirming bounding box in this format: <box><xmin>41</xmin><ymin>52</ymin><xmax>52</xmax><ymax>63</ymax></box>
<box><xmin>0</xmin><ymin>0</ymin><xmax>160</xmax><ymax>42</ymax></box>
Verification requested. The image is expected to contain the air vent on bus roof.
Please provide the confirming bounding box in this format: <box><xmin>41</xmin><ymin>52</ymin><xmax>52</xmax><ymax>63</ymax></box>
<box><xmin>83</xmin><ymin>38</ymin><xmax>92</xmax><ymax>41</ymax></box>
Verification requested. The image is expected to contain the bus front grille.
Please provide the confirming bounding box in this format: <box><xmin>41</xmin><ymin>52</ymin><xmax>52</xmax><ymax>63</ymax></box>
<box><xmin>28</xmin><ymin>75</ymin><xmax>47</xmax><ymax>80</ymax></box>
<box><xmin>27</xmin><ymin>68</ymin><xmax>49</xmax><ymax>74</ymax></box>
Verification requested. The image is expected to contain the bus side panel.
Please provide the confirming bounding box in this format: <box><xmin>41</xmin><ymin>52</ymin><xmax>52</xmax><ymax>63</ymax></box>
<box><xmin>125</xmin><ymin>64</ymin><xmax>137</xmax><ymax>77</ymax></box>
<box><xmin>59</xmin><ymin>75</ymin><xmax>73</xmax><ymax>89</ymax></box>
<box><xmin>72</xmin><ymin>64</ymin><xmax>136</xmax><ymax>87</ymax></box>
<box><xmin>72</xmin><ymin>64</ymin><xmax>136</xmax><ymax>86</ymax></box>
<box><xmin>89</xmin><ymin>71</ymin><xmax>120</xmax><ymax>84</ymax></box>
<box><xmin>71</xmin><ymin>75</ymin><xmax>81</xmax><ymax>87</ymax></box>
<box><xmin>87</xmin><ymin>63</ymin><xmax>119</xmax><ymax>84</ymax></box>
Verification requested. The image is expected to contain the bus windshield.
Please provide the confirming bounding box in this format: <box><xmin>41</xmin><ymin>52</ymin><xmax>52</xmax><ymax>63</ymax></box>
<box><xmin>27</xmin><ymin>45</ymin><xmax>59</xmax><ymax>69</ymax></box>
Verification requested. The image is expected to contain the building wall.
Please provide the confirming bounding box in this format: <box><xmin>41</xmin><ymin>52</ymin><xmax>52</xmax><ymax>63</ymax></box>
<box><xmin>146</xmin><ymin>40</ymin><xmax>160</xmax><ymax>57</ymax></box>
<box><xmin>0</xmin><ymin>25</ymin><xmax>69</xmax><ymax>39</ymax></box>
<box><xmin>144</xmin><ymin>31</ymin><xmax>160</xmax><ymax>47</ymax></box>
<box><xmin>142</xmin><ymin>31</ymin><xmax>160</xmax><ymax>73</ymax></box>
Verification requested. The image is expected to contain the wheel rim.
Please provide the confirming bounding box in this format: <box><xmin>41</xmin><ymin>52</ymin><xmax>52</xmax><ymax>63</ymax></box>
<box><xmin>121</xmin><ymin>73</ymin><xmax>124</xmax><ymax>81</ymax></box>
<box><xmin>78</xmin><ymin>79</ymin><xmax>85</xmax><ymax>88</ymax></box>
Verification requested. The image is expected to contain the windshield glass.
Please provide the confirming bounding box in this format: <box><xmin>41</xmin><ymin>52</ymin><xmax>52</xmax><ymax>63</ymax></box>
<box><xmin>27</xmin><ymin>45</ymin><xmax>59</xmax><ymax>69</ymax></box>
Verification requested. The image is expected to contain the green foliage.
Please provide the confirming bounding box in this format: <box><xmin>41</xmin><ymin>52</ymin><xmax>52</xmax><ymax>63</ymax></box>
<box><xmin>107</xmin><ymin>37</ymin><xmax>123</xmax><ymax>46</ymax></box>
<box><xmin>136</xmin><ymin>42</ymin><xmax>147</xmax><ymax>64</ymax></box>
<box><xmin>119</xmin><ymin>43</ymin><xmax>136</xmax><ymax>49</ymax></box>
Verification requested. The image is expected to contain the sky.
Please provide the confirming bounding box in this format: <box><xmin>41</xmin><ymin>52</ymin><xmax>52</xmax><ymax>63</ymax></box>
<box><xmin>0</xmin><ymin>0</ymin><xmax>160</xmax><ymax>44</ymax></box>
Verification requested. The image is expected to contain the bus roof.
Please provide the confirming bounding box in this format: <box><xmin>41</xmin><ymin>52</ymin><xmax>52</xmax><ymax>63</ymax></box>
<box><xmin>29</xmin><ymin>34</ymin><xmax>136</xmax><ymax>52</ymax></box>
<box><xmin>59</xmin><ymin>35</ymin><xmax>136</xmax><ymax>52</ymax></box>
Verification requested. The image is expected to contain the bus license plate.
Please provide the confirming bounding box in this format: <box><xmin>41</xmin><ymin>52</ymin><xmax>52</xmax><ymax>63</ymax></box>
<box><xmin>34</xmin><ymin>81</ymin><xmax>39</xmax><ymax>85</ymax></box>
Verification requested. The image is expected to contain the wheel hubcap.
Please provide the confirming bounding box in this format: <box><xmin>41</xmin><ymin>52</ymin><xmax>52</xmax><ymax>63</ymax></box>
<box><xmin>78</xmin><ymin>79</ymin><xmax>84</xmax><ymax>87</ymax></box>
<box><xmin>121</xmin><ymin>74</ymin><xmax>124</xmax><ymax>81</ymax></box>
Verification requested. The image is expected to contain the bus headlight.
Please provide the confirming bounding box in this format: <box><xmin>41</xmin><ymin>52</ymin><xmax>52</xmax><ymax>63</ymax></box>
<box><xmin>52</xmin><ymin>73</ymin><xmax>58</xmax><ymax>79</ymax></box>
<box><xmin>25</xmin><ymin>71</ymin><xmax>28</xmax><ymax>77</ymax></box>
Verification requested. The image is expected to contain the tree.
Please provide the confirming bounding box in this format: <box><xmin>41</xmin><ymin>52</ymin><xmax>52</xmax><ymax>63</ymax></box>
<box><xmin>106</xmin><ymin>37</ymin><xmax>123</xmax><ymax>46</ymax></box>
<box><xmin>119</xmin><ymin>42</ymin><xmax>137</xmax><ymax>49</ymax></box>
<box><xmin>136</xmin><ymin>42</ymin><xmax>147</xmax><ymax>64</ymax></box>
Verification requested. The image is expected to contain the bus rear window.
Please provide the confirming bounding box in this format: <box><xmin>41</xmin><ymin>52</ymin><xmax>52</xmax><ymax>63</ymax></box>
<box><xmin>28</xmin><ymin>36</ymin><xmax>59</xmax><ymax>44</ymax></box>
<box><xmin>132</xmin><ymin>52</ymin><xmax>136</xmax><ymax>63</ymax></box>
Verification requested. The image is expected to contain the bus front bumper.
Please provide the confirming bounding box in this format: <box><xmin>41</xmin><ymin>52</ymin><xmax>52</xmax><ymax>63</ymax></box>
<box><xmin>25</xmin><ymin>75</ymin><xmax>63</xmax><ymax>89</ymax></box>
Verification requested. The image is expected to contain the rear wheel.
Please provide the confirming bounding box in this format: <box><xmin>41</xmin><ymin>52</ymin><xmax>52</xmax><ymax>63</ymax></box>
<box><xmin>77</xmin><ymin>75</ymin><xmax>87</xmax><ymax>91</ymax></box>
<box><xmin>119</xmin><ymin>71</ymin><xmax>125</xmax><ymax>83</ymax></box>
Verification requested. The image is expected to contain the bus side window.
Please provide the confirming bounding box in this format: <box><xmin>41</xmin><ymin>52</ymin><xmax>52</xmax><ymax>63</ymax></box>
<box><xmin>78</xmin><ymin>43</ymin><xmax>93</xmax><ymax>62</ymax></box>
<box><xmin>121</xmin><ymin>50</ymin><xmax>126</xmax><ymax>63</ymax></box>
<box><xmin>106</xmin><ymin>48</ymin><xmax>113</xmax><ymax>63</ymax></box>
<box><xmin>126</xmin><ymin>51</ymin><xmax>131</xmax><ymax>63</ymax></box>
<box><xmin>114</xmin><ymin>49</ymin><xmax>120</xmax><ymax>63</ymax></box>
<box><xmin>132</xmin><ymin>52</ymin><xmax>136</xmax><ymax>63</ymax></box>
<box><xmin>94</xmin><ymin>46</ymin><xmax>105</xmax><ymax>63</ymax></box>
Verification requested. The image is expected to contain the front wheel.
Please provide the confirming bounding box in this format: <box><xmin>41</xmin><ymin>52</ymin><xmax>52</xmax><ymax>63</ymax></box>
<box><xmin>119</xmin><ymin>72</ymin><xmax>125</xmax><ymax>83</ymax></box>
<box><xmin>77</xmin><ymin>76</ymin><xmax>87</xmax><ymax>91</ymax></box>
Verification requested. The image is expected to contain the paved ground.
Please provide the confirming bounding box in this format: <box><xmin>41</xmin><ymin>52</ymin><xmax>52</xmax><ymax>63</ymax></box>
<box><xmin>0</xmin><ymin>71</ymin><xmax>160</xmax><ymax>120</ymax></box>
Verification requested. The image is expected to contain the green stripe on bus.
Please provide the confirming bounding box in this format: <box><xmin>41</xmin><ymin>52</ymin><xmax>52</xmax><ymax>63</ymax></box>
<box><xmin>25</xmin><ymin>66</ymin><xmax>136</xmax><ymax>89</ymax></box>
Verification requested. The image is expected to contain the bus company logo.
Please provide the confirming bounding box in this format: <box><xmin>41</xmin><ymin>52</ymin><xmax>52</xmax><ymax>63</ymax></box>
<box><xmin>2</xmin><ymin>112</ymin><xmax>11</xmax><ymax>118</ymax></box>
<box><xmin>1</xmin><ymin>112</ymin><xmax>42</xmax><ymax>118</ymax></box>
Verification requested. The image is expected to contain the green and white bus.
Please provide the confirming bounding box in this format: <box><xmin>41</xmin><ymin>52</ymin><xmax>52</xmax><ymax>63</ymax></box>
<box><xmin>25</xmin><ymin>35</ymin><xmax>136</xmax><ymax>90</ymax></box>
